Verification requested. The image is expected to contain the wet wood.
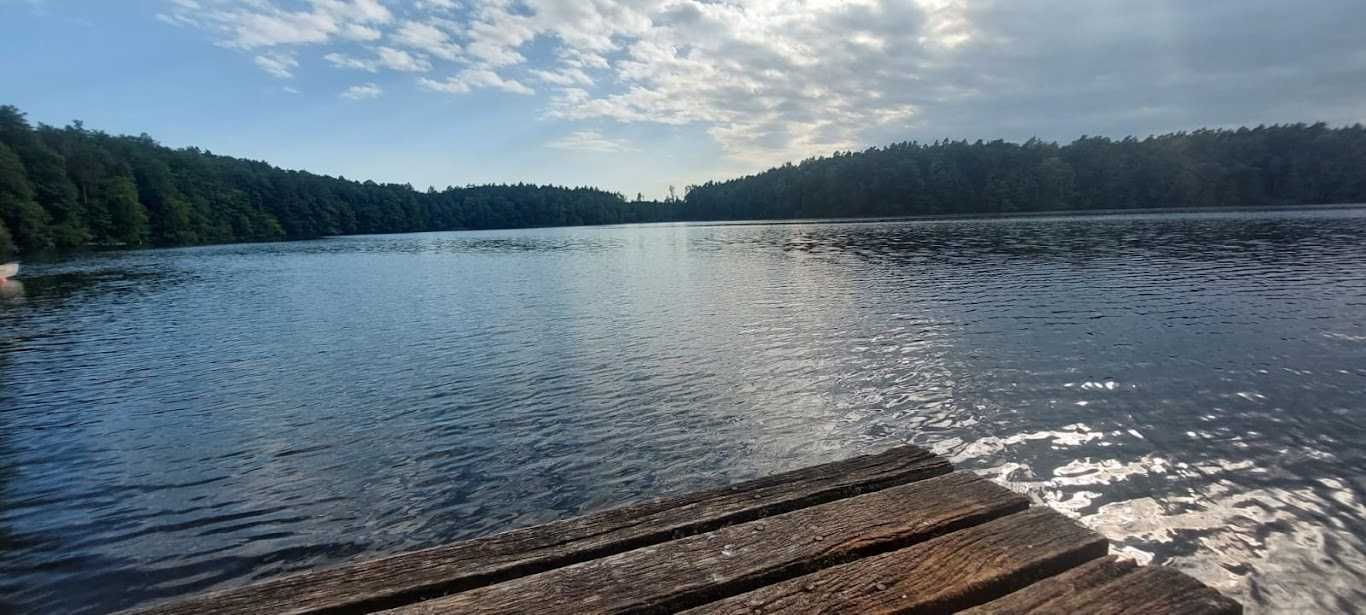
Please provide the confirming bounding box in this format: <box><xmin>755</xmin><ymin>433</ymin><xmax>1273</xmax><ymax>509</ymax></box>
<box><xmin>129</xmin><ymin>445</ymin><xmax>948</xmax><ymax>615</ymax></box>
<box><xmin>686</xmin><ymin>507</ymin><xmax>1108</xmax><ymax>615</ymax></box>
<box><xmin>388</xmin><ymin>471</ymin><xmax>1027</xmax><ymax>614</ymax></box>
<box><xmin>967</xmin><ymin>559</ymin><xmax>1242</xmax><ymax>615</ymax></box>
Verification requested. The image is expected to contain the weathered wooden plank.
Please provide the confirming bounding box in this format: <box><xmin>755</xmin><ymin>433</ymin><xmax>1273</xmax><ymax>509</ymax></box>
<box><xmin>968</xmin><ymin>563</ymin><xmax>1242</xmax><ymax>615</ymax></box>
<box><xmin>388</xmin><ymin>471</ymin><xmax>1027</xmax><ymax>615</ymax></box>
<box><xmin>128</xmin><ymin>445</ymin><xmax>948</xmax><ymax>615</ymax></box>
<box><xmin>959</xmin><ymin>556</ymin><xmax>1139</xmax><ymax>614</ymax></box>
<box><xmin>686</xmin><ymin>507</ymin><xmax>1108</xmax><ymax>615</ymax></box>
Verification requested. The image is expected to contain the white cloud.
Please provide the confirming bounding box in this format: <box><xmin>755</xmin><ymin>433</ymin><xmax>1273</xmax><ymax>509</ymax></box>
<box><xmin>282</xmin><ymin>85</ymin><xmax>302</xmax><ymax>94</ymax></box>
<box><xmin>419</xmin><ymin>69</ymin><xmax>534</xmax><ymax>95</ymax></box>
<box><xmin>341</xmin><ymin>82</ymin><xmax>383</xmax><ymax>100</ymax></box>
<box><xmin>254</xmin><ymin>50</ymin><xmax>298</xmax><ymax>78</ymax></box>
<box><xmin>324</xmin><ymin>51</ymin><xmax>378</xmax><ymax>72</ymax></box>
<box><xmin>162</xmin><ymin>0</ymin><xmax>1366</xmax><ymax>172</ymax></box>
<box><xmin>162</xmin><ymin>0</ymin><xmax>391</xmax><ymax>49</ymax></box>
<box><xmin>342</xmin><ymin>24</ymin><xmax>382</xmax><ymax>41</ymax></box>
<box><xmin>530</xmin><ymin>67</ymin><xmax>592</xmax><ymax>87</ymax></box>
<box><xmin>325</xmin><ymin>45</ymin><xmax>430</xmax><ymax>72</ymax></box>
<box><xmin>546</xmin><ymin>130</ymin><xmax>636</xmax><ymax>153</ymax></box>
<box><xmin>415</xmin><ymin>0</ymin><xmax>458</xmax><ymax>11</ymax></box>
<box><xmin>376</xmin><ymin>46</ymin><xmax>430</xmax><ymax>72</ymax></box>
<box><xmin>391</xmin><ymin>20</ymin><xmax>461</xmax><ymax>61</ymax></box>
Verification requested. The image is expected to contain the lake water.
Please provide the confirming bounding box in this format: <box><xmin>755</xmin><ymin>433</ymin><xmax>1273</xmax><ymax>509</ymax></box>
<box><xmin>2</xmin><ymin>208</ymin><xmax>1365</xmax><ymax>614</ymax></box>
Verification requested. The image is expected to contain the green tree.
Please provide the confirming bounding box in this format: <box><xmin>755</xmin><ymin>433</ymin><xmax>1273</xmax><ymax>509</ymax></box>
<box><xmin>101</xmin><ymin>175</ymin><xmax>149</xmax><ymax>245</ymax></box>
<box><xmin>0</xmin><ymin>141</ymin><xmax>52</xmax><ymax>252</ymax></box>
<box><xmin>0</xmin><ymin>218</ymin><xmax>13</xmax><ymax>258</ymax></box>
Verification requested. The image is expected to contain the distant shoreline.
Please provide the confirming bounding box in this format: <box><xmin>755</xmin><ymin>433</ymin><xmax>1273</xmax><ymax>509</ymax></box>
<box><xmin>652</xmin><ymin>202</ymin><xmax>1366</xmax><ymax>230</ymax></box>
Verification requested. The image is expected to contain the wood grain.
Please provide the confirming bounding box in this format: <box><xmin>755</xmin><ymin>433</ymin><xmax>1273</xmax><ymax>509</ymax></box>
<box><xmin>687</xmin><ymin>506</ymin><xmax>1108</xmax><ymax>615</ymax></box>
<box><xmin>126</xmin><ymin>445</ymin><xmax>947</xmax><ymax>615</ymax></box>
<box><xmin>960</xmin><ymin>555</ymin><xmax>1139</xmax><ymax>614</ymax></box>
<box><xmin>969</xmin><ymin>562</ymin><xmax>1242</xmax><ymax>615</ymax></box>
<box><xmin>387</xmin><ymin>471</ymin><xmax>1027</xmax><ymax>615</ymax></box>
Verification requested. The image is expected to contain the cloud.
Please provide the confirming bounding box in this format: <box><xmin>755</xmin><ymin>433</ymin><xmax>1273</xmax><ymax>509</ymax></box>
<box><xmin>530</xmin><ymin>67</ymin><xmax>592</xmax><ymax>87</ymax></box>
<box><xmin>323</xmin><ymin>51</ymin><xmax>377</xmax><ymax>72</ymax></box>
<box><xmin>162</xmin><ymin>0</ymin><xmax>1366</xmax><ymax>172</ymax></box>
<box><xmin>326</xmin><ymin>46</ymin><xmax>431</xmax><ymax>72</ymax></box>
<box><xmin>342</xmin><ymin>23</ymin><xmax>382</xmax><ymax>41</ymax></box>
<box><xmin>341</xmin><ymin>82</ymin><xmax>383</xmax><ymax>100</ymax></box>
<box><xmin>253</xmin><ymin>50</ymin><xmax>298</xmax><ymax>78</ymax></box>
<box><xmin>391</xmin><ymin>20</ymin><xmax>461</xmax><ymax>61</ymax></box>
<box><xmin>545</xmin><ymin>130</ymin><xmax>636</xmax><ymax>153</ymax></box>
<box><xmin>376</xmin><ymin>46</ymin><xmax>430</xmax><ymax>72</ymax></box>
<box><xmin>419</xmin><ymin>69</ymin><xmax>534</xmax><ymax>95</ymax></box>
<box><xmin>162</xmin><ymin>0</ymin><xmax>392</xmax><ymax>49</ymax></box>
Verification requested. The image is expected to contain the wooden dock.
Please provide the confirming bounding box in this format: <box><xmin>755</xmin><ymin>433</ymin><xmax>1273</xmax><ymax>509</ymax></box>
<box><xmin>131</xmin><ymin>445</ymin><xmax>1240</xmax><ymax>614</ymax></box>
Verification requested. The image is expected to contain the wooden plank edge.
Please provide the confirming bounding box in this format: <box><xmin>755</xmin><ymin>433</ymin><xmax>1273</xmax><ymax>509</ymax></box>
<box><xmin>123</xmin><ymin>445</ymin><xmax>950</xmax><ymax>615</ymax></box>
<box><xmin>963</xmin><ymin>552</ymin><xmax>1241</xmax><ymax>614</ymax></box>
<box><xmin>683</xmin><ymin>507</ymin><xmax>1109</xmax><ymax>615</ymax></box>
<box><xmin>387</xmin><ymin>471</ymin><xmax>1029</xmax><ymax>615</ymax></box>
<box><xmin>960</xmin><ymin>555</ymin><xmax>1140</xmax><ymax>613</ymax></box>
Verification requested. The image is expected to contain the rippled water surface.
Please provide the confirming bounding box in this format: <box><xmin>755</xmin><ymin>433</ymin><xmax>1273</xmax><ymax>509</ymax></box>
<box><xmin>2</xmin><ymin>209</ymin><xmax>1366</xmax><ymax>613</ymax></box>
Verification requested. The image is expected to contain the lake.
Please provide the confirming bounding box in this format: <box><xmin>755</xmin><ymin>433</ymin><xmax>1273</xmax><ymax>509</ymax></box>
<box><xmin>2</xmin><ymin>208</ymin><xmax>1365</xmax><ymax>614</ymax></box>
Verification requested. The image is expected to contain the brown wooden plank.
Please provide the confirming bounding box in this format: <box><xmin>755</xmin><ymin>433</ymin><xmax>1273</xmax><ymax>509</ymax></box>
<box><xmin>686</xmin><ymin>507</ymin><xmax>1108</xmax><ymax>615</ymax></box>
<box><xmin>127</xmin><ymin>445</ymin><xmax>948</xmax><ymax>615</ymax></box>
<box><xmin>968</xmin><ymin>564</ymin><xmax>1242</xmax><ymax>615</ymax></box>
<box><xmin>959</xmin><ymin>556</ymin><xmax>1139</xmax><ymax>614</ymax></box>
<box><xmin>388</xmin><ymin>471</ymin><xmax>1027</xmax><ymax>615</ymax></box>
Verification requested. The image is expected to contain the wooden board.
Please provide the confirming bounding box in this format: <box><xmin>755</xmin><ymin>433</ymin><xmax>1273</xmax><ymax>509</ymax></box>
<box><xmin>959</xmin><ymin>556</ymin><xmax>1140</xmax><ymax>613</ymax></box>
<box><xmin>387</xmin><ymin>471</ymin><xmax>1027</xmax><ymax>614</ymax></box>
<box><xmin>129</xmin><ymin>445</ymin><xmax>948</xmax><ymax>615</ymax></box>
<box><xmin>685</xmin><ymin>507</ymin><xmax>1108</xmax><ymax>615</ymax></box>
<box><xmin>964</xmin><ymin>556</ymin><xmax>1242</xmax><ymax>615</ymax></box>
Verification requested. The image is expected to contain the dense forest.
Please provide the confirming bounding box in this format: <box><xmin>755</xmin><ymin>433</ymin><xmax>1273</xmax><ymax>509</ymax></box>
<box><xmin>679</xmin><ymin>124</ymin><xmax>1366</xmax><ymax>221</ymax></box>
<box><xmin>0</xmin><ymin>105</ymin><xmax>667</xmax><ymax>257</ymax></box>
<box><xmin>2</xmin><ymin>102</ymin><xmax>1365</xmax><ymax>257</ymax></box>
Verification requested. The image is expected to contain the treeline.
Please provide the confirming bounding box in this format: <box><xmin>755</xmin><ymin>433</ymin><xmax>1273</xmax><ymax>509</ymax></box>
<box><xmin>4</xmin><ymin>102</ymin><xmax>1365</xmax><ymax>258</ymax></box>
<box><xmin>0</xmin><ymin>105</ymin><xmax>672</xmax><ymax>257</ymax></box>
<box><xmin>679</xmin><ymin>123</ymin><xmax>1366</xmax><ymax>220</ymax></box>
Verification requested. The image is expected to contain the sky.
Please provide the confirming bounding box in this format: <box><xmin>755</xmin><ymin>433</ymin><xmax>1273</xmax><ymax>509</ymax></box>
<box><xmin>1</xmin><ymin>0</ymin><xmax>1364</xmax><ymax>199</ymax></box>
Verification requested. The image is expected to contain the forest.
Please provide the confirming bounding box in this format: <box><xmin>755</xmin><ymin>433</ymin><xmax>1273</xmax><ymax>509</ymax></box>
<box><xmin>678</xmin><ymin>124</ymin><xmax>1366</xmax><ymax>221</ymax></box>
<box><xmin>0</xmin><ymin>105</ymin><xmax>665</xmax><ymax>257</ymax></box>
<box><xmin>2</xmin><ymin>102</ymin><xmax>1365</xmax><ymax>257</ymax></box>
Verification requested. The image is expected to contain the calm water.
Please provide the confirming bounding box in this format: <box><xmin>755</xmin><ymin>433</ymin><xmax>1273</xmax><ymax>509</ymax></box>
<box><xmin>2</xmin><ymin>209</ymin><xmax>1365</xmax><ymax>613</ymax></box>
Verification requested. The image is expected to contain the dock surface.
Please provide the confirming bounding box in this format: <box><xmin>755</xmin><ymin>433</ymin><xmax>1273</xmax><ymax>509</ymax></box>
<box><xmin>131</xmin><ymin>445</ymin><xmax>1240</xmax><ymax>614</ymax></box>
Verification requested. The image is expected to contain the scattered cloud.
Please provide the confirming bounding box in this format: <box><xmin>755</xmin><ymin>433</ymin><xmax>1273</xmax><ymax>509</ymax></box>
<box><xmin>253</xmin><ymin>50</ymin><xmax>298</xmax><ymax>79</ymax></box>
<box><xmin>530</xmin><ymin>67</ymin><xmax>592</xmax><ymax>87</ymax></box>
<box><xmin>341</xmin><ymin>82</ymin><xmax>383</xmax><ymax>100</ymax></box>
<box><xmin>546</xmin><ymin>130</ymin><xmax>636</xmax><ymax>153</ymax></box>
<box><xmin>391</xmin><ymin>20</ymin><xmax>461</xmax><ymax>61</ymax></box>
<box><xmin>161</xmin><ymin>0</ymin><xmax>1366</xmax><ymax>171</ymax></box>
<box><xmin>419</xmin><ymin>69</ymin><xmax>533</xmax><ymax>96</ymax></box>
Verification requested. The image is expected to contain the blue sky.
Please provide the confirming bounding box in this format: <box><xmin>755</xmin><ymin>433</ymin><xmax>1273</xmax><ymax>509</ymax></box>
<box><xmin>2</xmin><ymin>0</ymin><xmax>1364</xmax><ymax>199</ymax></box>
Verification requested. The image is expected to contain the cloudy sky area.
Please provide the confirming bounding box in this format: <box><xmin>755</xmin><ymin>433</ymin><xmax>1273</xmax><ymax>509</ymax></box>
<box><xmin>1</xmin><ymin>0</ymin><xmax>1364</xmax><ymax>198</ymax></box>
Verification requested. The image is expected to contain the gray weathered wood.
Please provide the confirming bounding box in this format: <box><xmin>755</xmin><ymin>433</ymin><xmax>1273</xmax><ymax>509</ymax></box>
<box><xmin>127</xmin><ymin>445</ymin><xmax>947</xmax><ymax>615</ymax></box>
<box><xmin>968</xmin><ymin>561</ymin><xmax>1242</xmax><ymax>615</ymax></box>
<box><xmin>388</xmin><ymin>471</ymin><xmax>1027</xmax><ymax>615</ymax></box>
<box><xmin>686</xmin><ymin>507</ymin><xmax>1108</xmax><ymax>615</ymax></box>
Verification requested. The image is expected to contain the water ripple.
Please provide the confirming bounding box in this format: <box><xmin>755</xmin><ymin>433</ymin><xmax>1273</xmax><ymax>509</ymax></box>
<box><xmin>1</xmin><ymin>208</ymin><xmax>1365</xmax><ymax>613</ymax></box>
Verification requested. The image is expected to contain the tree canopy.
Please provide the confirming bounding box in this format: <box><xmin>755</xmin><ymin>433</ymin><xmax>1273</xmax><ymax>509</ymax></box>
<box><xmin>679</xmin><ymin>125</ymin><xmax>1366</xmax><ymax>221</ymax></box>
<box><xmin>1</xmin><ymin>103</ymin><xmax>1363</xmax><ymax>259</ymax></box>
<box><xmin>0</xmin><ymin>105</ymin><xmax>672</xmax><ymax>257</ymax></box>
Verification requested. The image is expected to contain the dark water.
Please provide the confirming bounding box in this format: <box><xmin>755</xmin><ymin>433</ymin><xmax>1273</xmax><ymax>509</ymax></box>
<box><xmin>2</xmin><ymin>209</ymin><xmax>1365</xmax><ymax>614</ymax></box>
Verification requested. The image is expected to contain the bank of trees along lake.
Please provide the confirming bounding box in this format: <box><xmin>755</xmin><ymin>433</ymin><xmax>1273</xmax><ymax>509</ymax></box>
<box><xmin>2</xmin><ymin>102</ymin><xmax>1365</xmax><ymax>258</ymax></box>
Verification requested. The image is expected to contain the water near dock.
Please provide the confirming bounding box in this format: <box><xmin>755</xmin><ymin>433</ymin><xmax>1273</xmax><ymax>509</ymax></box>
<box><xmin>1</xmin><ymin>208</ymin><xmax>1365</xmax><ymax>613</ymax></box>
